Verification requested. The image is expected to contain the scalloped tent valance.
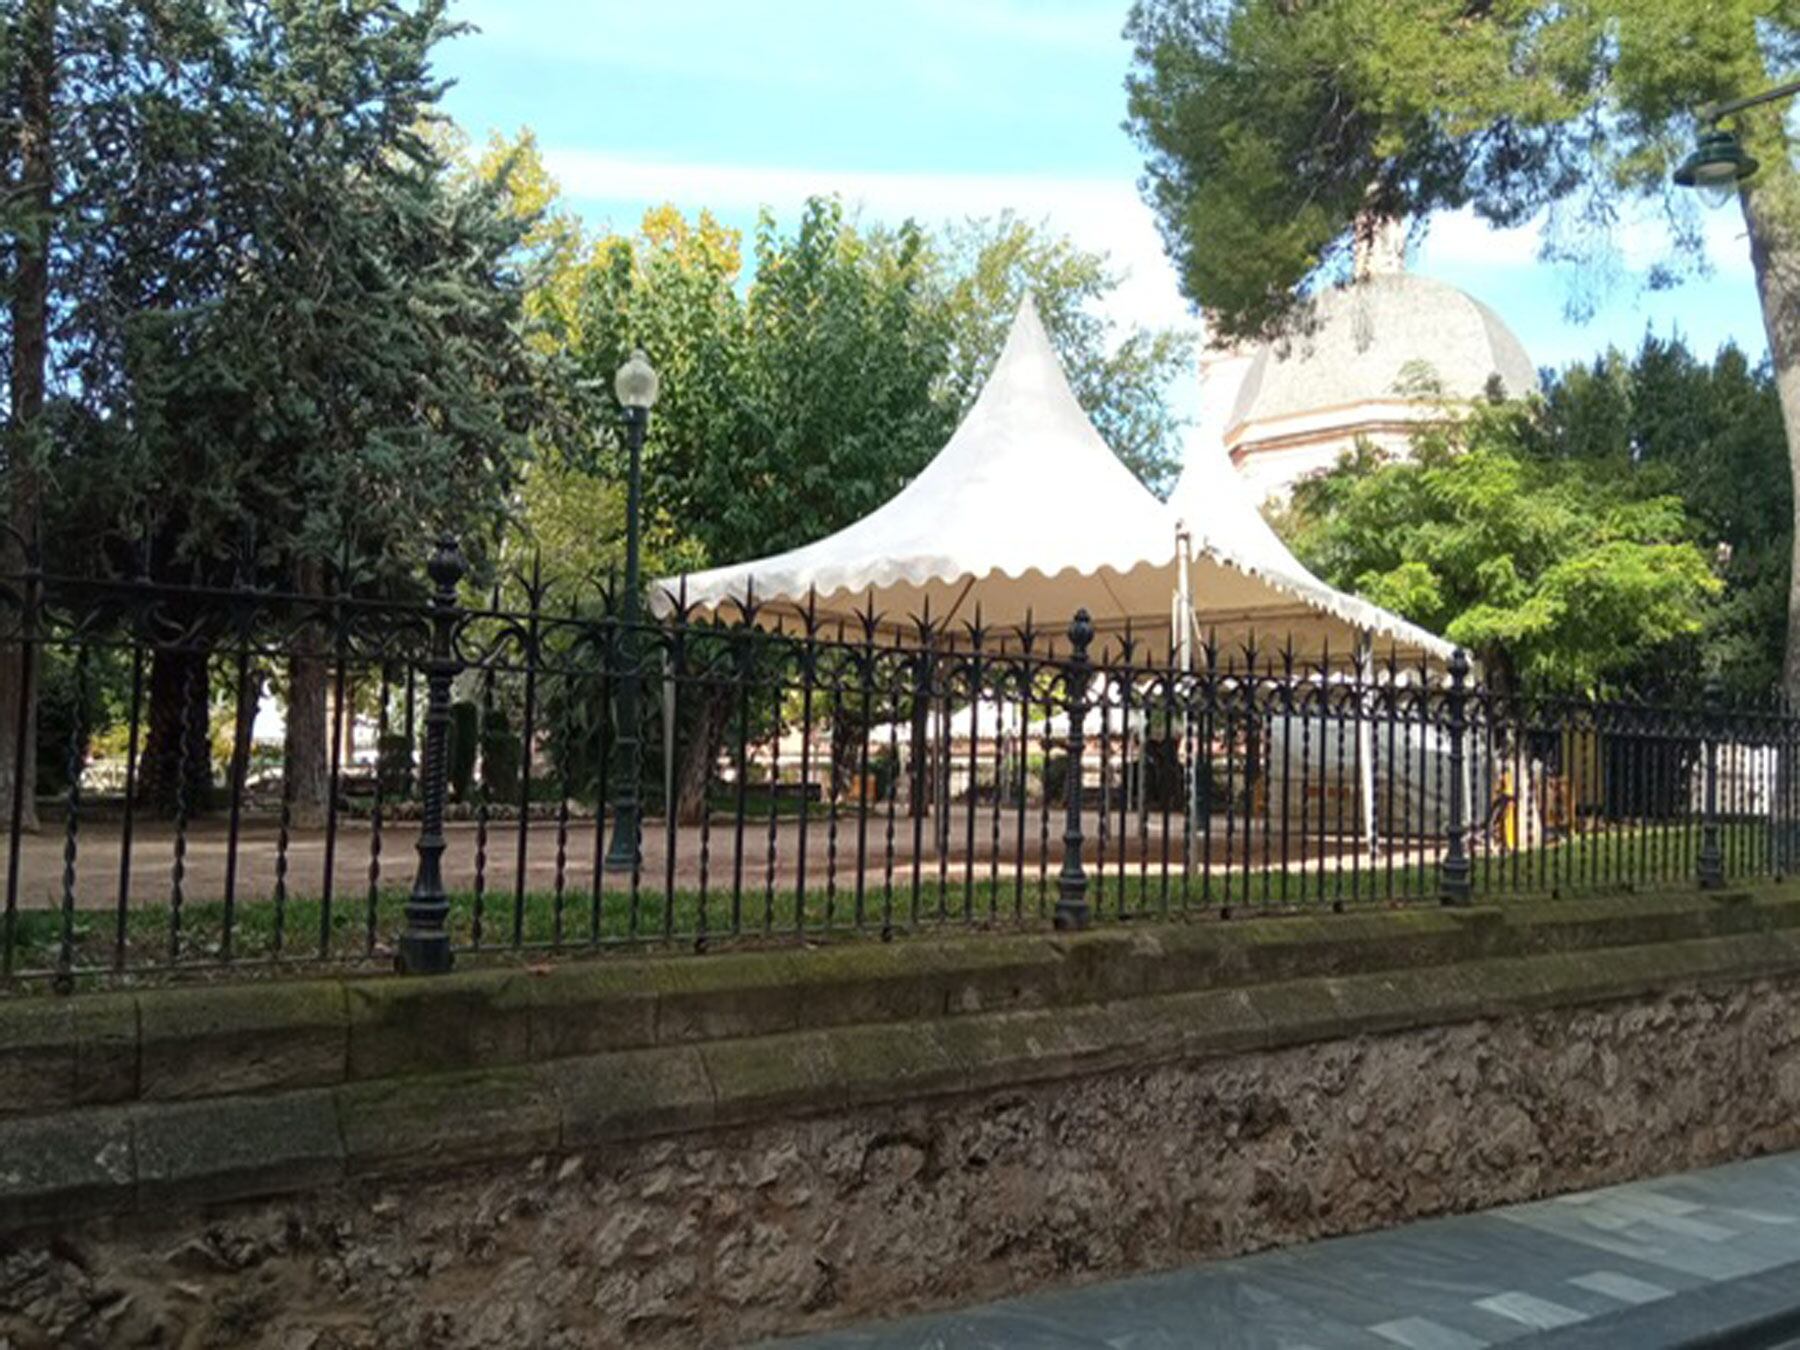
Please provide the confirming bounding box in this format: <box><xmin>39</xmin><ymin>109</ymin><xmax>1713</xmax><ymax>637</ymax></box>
<box><xmin>650</xmin><ymin>298</ymin><xmax>1451</xmax><ymax>666</ymax></box>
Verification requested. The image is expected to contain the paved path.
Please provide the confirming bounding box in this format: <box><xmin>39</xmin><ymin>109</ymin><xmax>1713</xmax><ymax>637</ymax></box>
<box><xmin>773</xmin><ymin>1152</ymin><xmax>1800</xmax><ymax>1349</ymax></box>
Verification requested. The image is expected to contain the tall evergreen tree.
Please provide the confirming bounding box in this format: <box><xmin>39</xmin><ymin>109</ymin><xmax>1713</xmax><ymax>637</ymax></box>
<box><xmin>1126</xmin><ymin>0</ymin><xmax>1800</xmax><ymax>693</ymax></box>
<box><xmin>0</xmin><ymin>0</ymin><xmax>56</xmax><ymax>829</ymax></box>
<box><xmin>4</xmin><ymin>1</ymin><xmax>542</xmax><ymax>818</ymax></box>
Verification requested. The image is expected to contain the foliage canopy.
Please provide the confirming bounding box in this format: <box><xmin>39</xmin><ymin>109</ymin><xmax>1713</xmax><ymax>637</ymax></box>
<box><xmin>1125</xmin><ymin>0</ymin><xmax>1800</xmax><ymax>341</ymax></box>
<box><xmin>1279</xmin><ymin>335</ymin><xmax>1789</xmax><ymax>693</ymax></box>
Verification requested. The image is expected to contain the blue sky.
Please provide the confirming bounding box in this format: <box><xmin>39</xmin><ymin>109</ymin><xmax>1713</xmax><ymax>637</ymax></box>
<box><xmin>434</xmin><ymin>0</ymin><xmax>1769</xmax><ymax>403</ymax></box>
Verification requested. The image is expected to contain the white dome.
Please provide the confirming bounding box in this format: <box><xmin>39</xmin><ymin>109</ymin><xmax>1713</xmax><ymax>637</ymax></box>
<box><xmin>1228</xmin><ymin>273</ymin><xmax>1537</xmax><ymax>437</ymax></box>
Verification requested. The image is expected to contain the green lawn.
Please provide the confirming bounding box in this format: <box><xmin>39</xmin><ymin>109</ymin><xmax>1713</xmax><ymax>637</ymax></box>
<box><xmin>2</xmin><ymin>819</ymin><xmax>1776</xmax><ymax>989</ymax></box>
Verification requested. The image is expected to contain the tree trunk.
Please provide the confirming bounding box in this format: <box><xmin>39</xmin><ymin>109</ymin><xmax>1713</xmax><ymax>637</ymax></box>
<box><xmin>0</xmin><ymin>629</ymin><xmax>37</xmax><ymax>834</ymax></box>
<box><xmin>909</xmin><ymin>696</ymin><xmax>931</xmax><ymax>818</ymax></box>
<box><xmin>830</xmin><ymin>708</ymin><xmax>866</xmax><ymax>802</ymax></box>
<box><xmin>137</xmin><ymin>647</ymin><xmax>212</xmax><ymax>816</ymax></box>
<box><xmin>1743</xmin><ymin>180</ymin><xmax>1800</xmax><ymax>697</ymax></box>
<box><xmin>1741</xmin><ymin>174</ymin><xmax>1800</xmax><ymax>868</ymax></box>
<box><xmin>0</xmin><ymin>0</ymin><xmax>55</xmax><ymax>834</ymax></box>
<box><xmin>674</xmin><ymin>685</ymin><xmax>730</xmax><ymax>826</ymax></box>
<box><xmin>285</xmin><ymin>560</ymin><xmax>330</xmax><ymax>829</ymax></box>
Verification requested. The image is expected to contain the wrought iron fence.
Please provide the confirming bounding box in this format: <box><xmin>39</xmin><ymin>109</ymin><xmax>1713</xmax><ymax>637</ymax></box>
<box><xmin>0</xmin><ymin>536</ymin><xmax>1792</xmax><ymax>989</ymax></box>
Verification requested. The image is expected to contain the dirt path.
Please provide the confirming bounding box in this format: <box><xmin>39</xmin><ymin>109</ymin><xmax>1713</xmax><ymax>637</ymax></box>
<box><xmin>3</xmin><ymin>806</ymin><xmax>1403</xmax><ymax>910</ymax></box>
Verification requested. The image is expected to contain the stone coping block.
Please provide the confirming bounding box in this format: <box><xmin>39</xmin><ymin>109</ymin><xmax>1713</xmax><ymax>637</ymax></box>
<box><xmin>140</xmin><ymin>980</ymin><xmax>346</xmax><ymax>1102</ymax></box>
<box><xmin>0</xmin><ymin>996</ymin><xmax>137</xmax><ymax>1113</ymax></box>
<box><xmin>0</xmin><ymin>885</ymin><xmax>1796</xmax><ymax>1128</ymax></box>
<box><xmin>134</xmin><ymin>1089</ymin><xmax>343</xmax><ymax>1209</ymax></box>
<box><xmin>3</xmin><ymin>921</ymin><xmax>1800</xmax><ymax>1233</ymax></box>
<box><xmin>0</xmin><ymin>1108</ymin><xmax>134</xmax><ymax>1230</ymax></box>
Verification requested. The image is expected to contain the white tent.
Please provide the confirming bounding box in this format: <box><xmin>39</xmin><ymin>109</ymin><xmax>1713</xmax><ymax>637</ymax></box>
<box><xmin>1163</xmin><ymin>429</ymin><xmax>1454</xmax><ymax>667</ymax></box>
<box><xmin>653</xmin><ymin>300</ymin><xmax>1451</xmax><ymax>667</ymax></box>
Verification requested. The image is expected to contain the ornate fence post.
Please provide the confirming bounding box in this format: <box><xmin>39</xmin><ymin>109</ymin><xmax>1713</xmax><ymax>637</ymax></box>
<box><xmin>1699</xmin><ymin>672</ymin><xmax>1725</xmax><ymax>890</ymax></box>
<box><xmin>1438</xmin><ymin>647</ymin><xmax>1472</xmax><ymax>906</ymax></box>
<box><xmin>1055</xmin><ymin>609</ymin><xmax>1095</xmax><ymax>931</ymax></box>
<box><xmin>398</xmin><ymin>535</ymin><xmax>465</xmax><ymax>975</ymax></box>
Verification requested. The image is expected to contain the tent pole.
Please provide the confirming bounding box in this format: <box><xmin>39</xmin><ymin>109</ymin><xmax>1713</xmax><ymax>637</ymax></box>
<box><xmin>663</xmin><ymin>650</ymin><xmax>677</xmax><ymax>834</ymax></box>
<box><xmin>943</xmin><ymin>687</ymin><xmax>957</xmax><ymax>856</ymax></box>
<box><xmin>1356</xmin><ymin>632</ymin><xmax>1377</xmax><ymax>862</ymax></box>
<box><xmin>1175</xmin><ymin>527</ymin><xmax>1198</xmax><ymax>858</ymax></box>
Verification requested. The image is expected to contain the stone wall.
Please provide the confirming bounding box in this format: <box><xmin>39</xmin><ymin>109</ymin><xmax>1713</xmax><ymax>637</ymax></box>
<box><xmin>6</xmin><ymin>971</ymin><xmax>1800</xmax><ymax>1349</ymax></box>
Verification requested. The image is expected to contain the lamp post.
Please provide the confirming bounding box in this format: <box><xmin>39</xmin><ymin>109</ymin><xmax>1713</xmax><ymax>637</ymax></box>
<box><xmin>1674</xmin><ymin>78</ymin><xmax>1800</xmax><ymax>205</ymax></box>
<box><xmin>604</xmin><ymin>349</ymin><xmax>659</xmax><ymax>871</ymax></box>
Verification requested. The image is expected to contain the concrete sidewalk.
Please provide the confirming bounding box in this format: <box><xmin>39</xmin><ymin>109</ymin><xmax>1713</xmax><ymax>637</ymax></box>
<box><xmin>773</xmin><ymin>1151</ymin><xmax>1800</xmax><ymax>1349</ymax></box>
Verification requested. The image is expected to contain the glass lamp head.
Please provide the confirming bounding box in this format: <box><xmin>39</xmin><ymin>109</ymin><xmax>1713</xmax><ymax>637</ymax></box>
<box><xmin>1675</xmin><ymin>127</ymin><xmax>1758</xmax><ymax>206</ymax></box>
<box><xmin>615</xmin><ymin>349</ymin><xmax>659</xmax><ymax>410</ymax></box>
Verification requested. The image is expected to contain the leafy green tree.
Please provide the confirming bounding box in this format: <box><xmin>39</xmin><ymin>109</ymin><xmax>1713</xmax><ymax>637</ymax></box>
<box><xmin>5</xmin><ymin>2</ymin><xmax>543</xmax><ymax>818</ymax></box>
<box><xmin>3</xmin><ymin>0</ymin><xmax>235</xmax><ymax>821</ymax></box>
<box><xmin>1280</xmin><ymin>408</ymin><xmax>1721</xmax><ymax>693</ymax></box>
<box><xmin>936</xmin><ymin>214</ymin><xmax>1195</xmax><ymax>494</ymax></box>
<box><xmin>563</xmin><ymin>201</ymin><xmax>951</xmax><ymax>819</ymax></box>
<box><xmin>570</xmin><ymin>198</ymin><xmax>953</xmax><ymax>571</ymax></box>
<box><xmin>1528</xmin><ymin>336</ymin><xmax>1790</xmax><ymax>693</ymax></box>
<box><xmin>1</xmin><ymin>0</ymin><xmax>118</xmax><ymax>827</ymax></box>
<box><xmin>1126</xmin><ymin>0</ymin><xmax>1800</xmax><ymax>690</ymax></box>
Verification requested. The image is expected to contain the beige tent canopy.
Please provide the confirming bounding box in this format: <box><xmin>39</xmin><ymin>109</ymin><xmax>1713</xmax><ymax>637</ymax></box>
<box><xmin>652</xmin><ymin>300</ymin><xmax>1451</xmax><ymax>667</ymax></box>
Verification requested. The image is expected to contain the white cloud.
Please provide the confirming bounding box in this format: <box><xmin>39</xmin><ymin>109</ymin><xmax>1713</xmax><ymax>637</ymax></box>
<box><xmin>545</xmin><ymin>151</ymin><xmax>1759</xmax><ymax>356</ymax></box>
<box><xmin>537</xmin><ymin>151</ymin><xmax>1768</xmax><ymax>473</ymax></box>
<box><xmin>541</xmin><ymin>150</ymin><xmax>1200</xmax><ymax>336</ymax></box>
<box><xmin>1416</xmin><ymin>210</ymin><xmax>1542</xmax><ymax>268</ymax></box>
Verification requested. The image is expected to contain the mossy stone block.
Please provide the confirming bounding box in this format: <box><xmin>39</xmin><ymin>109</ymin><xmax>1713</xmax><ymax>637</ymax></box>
<box><xmin>821</xmin><ymin>1021</ymin><xmax>966</xmax><ymax>1106</ymax></box>
<box><xmin>1325</xmin><ymin>973</ymin><xmax>1441</xmax><ymax>1035</ymax></box>
<box><xmin>0</xmin><ymin>994</ymin><xmax>139</xmax><ymax>1118</ymax></box>
<box><xmin>1050</xmin><ymin>928</ymin><xmax>1159</xmax><ymax>1001</ymax></box>
<box><xmin>649</xmin><ymin>954</ymin><xmax>804</xmax><ymax>1044</ymax></box>
<box><xmin>0</xmin><ymin>1001</ymin><xmax>79</xmax><ymax>1116</ymax></box>
<box><xmin>892</xmin><ymin>938</ymin><xmax>1066</xmax><ymax>1020</ymax></box>
<box><xmin>1117</xmin><ymin>925</ymin><xmax>1233</xmax><ymax>998</ymax></box>
<box><xmin>73</xmin><ymin>995</ymin><xmax>140</xmax><ymax>1106</ymax></box>
<box><xmin>0</xmin><ymin>1108</ymin><xmax>135</xmax><ymax>1230</ymax></box>
<box><xmin>140</xmin><ymin>981</ymin><xmax>346</xmax><ymax>1101</ymax></box>
<box><xmin>937</xmin><ymin>1008</ymin><xmax>1090</xmax><ymax>1093</ymax></box>
<box><xmin>555</xmin><ymin>1045</ymin><xmax>714</xmax><ymax>1146</ymax></box>
<box><xmin>701</xmin><ymin>1030</ymin><xmax>844</xmax><ymax>1124</ymax></box>
<box><xmin>337</xmin><ymin>1065</ymin><xmax>558</xmax><ymax>1176</ymax></box>
<box><xmin>764</xmin><ymin>943</ymin><xmax>947</xmax><ymax>1025</ymax></box>
<box><xmin>1241</xmin><ymin>978</ymin><xmax>1344</xmax><ymax>1050</ymax></box>
<box><xmin>345</xmin><ymin>970</ymin><xmax>530</xmax><ymax>1079</ymax></box>
<box><xmin>1164</xmin><ymin>986</ymin><xmax>1270</xmax><ymax>1059</ymax></box>
<box><xmin>527</xmin><ymin>962</ymin><xmax>659</xmax><ymax>1061</ymax></box>
<box><xmin>1518</xmin><ymin>950</ymin><xmax>1631</xmax><ymax>1011</ymax></box>
<box><xmin>134</xmin><ymin>1089</ymin><xmax>344</xmax><ymax>1208</ymax></box>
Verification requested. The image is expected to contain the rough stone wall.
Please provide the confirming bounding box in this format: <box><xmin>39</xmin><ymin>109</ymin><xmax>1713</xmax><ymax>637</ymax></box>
<box><xmin>6</xmin><ymin>976</ymin><xmax>1800</xmax><ymax>1350</ymax></box>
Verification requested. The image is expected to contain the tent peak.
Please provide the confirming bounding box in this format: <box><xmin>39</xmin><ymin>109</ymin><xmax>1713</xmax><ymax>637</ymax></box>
<box><xmin>994</xmin><ymin>293</ymin><xmax>1053</xmax><ymax>369</ymax></box>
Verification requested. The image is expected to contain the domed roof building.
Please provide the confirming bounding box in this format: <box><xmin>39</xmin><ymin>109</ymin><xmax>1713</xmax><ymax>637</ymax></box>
<box><xmin>1195</xmin><ymin>244</ymin><xmax>1538</xmax><ymax>504</ymax></box>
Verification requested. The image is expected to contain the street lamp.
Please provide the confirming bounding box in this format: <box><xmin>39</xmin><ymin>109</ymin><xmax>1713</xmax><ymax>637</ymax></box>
<box><xmin>1673</xmin><ymin>77</ymin><xmax>1800</xmax><ymax>206</ymax></box>
<box><xmin>1674</xmin><ymin>128</ymin><xmax>1759</xmax><ymax>207</ymax></box>
<box><xmin>604</xmin><ymin>349</ymin><xmax>658</xmax><ymax>872</ymax></box>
